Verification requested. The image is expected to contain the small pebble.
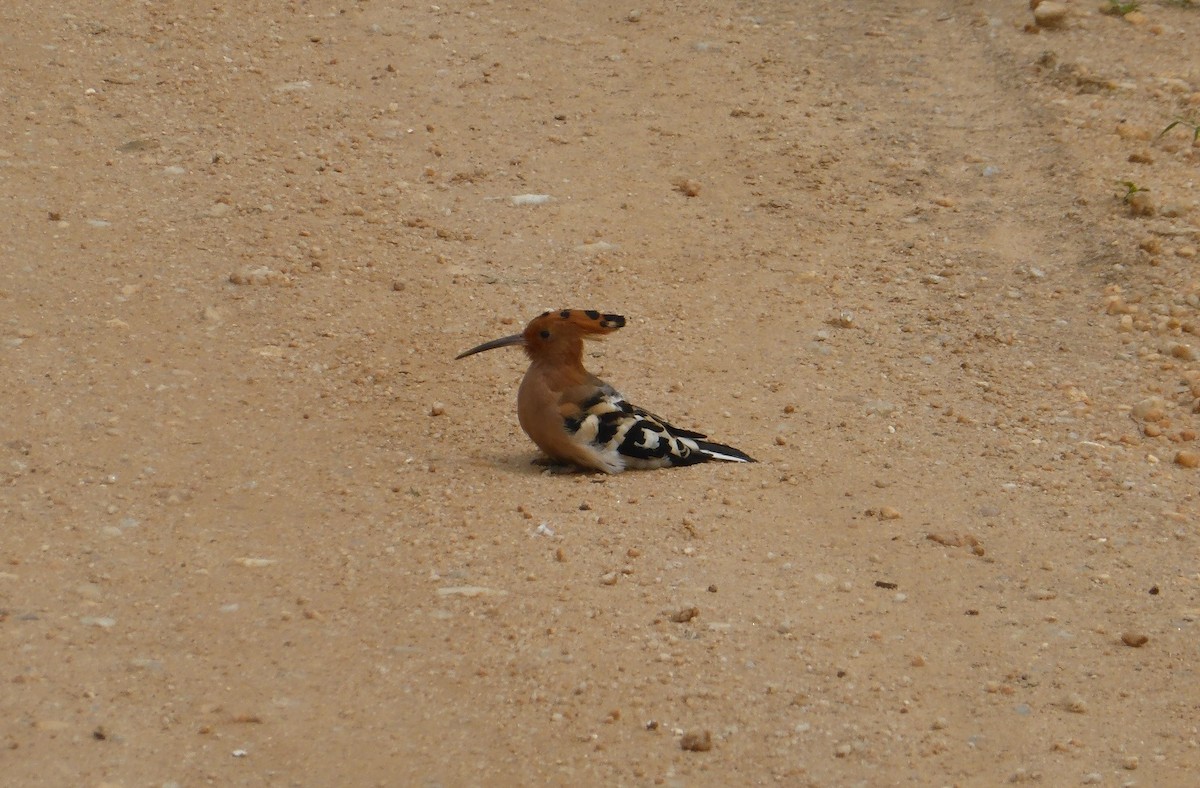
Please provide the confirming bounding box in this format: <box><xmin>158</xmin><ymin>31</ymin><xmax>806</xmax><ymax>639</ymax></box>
<box><xmin>1032</xmin><ymin>1</ymin><xmax>1068</xmax><ymax>29</ymax></box>
<box><xmin>879</xmin><ymin>506</ymin><xmax>901</xmax><ymax>520</ymax></box>
<box><xmin>129</xmin><ymin>657</ymin><xmax>163</xmax><ymax>671</ymax></box>
<box><xmin>429</xmin><ymin>402</ymin><xmax>445</xmax><ymax>417</ymax></box>
<box><xmin>81</xmin><ymin>616</ymin><xmax>116</xmax><ymax>628</ymax></box>
<box><xmin>436</xmin><ymin>586</ymin><xmax>506</xmax><ymax>598</ymax></box>
<box><xmin>228</xmin><ymin>266</ymin><xmax>279</xmax><ymax>286</ymax></box>
<box><xmin>232</xmin><ymin>558</ymin><xmax>276</xmax><ymax>568</ymax></box>
<box><xmin>669</xmin><ymin>606</ymin><xmax>699</xmax><ymax>623</ymax></box>
<box><xmin>680</xmin><ymin>730</ymin><xmax>712</xmax><ymax>752</ymax></box>
<box><xmin>600</xmin><ymin>572</ymin><xmax>618</xmax><ymax>586</ymax></box>
<box><xmin>1121</xmin><ymin>632</ymin><xmax>1149</xmax><ymax>647</ymax></box>
<box><xmin>1127</xmin><ymin>190</ymin><xmax>1156</xmax><ymax>217</ymax></box>
<box><xmin>1175</xmin><ymin>450</ymin><xmax>1200</xmax><ymax>469</ymax></box>
<box><xmin>574</xmin><ymin>240</ymin><xmax>618</xmax><ymax>254</ymax></box>
<box><xmin>1168</xmin><ymin>342</ymin><xmax>1197</xmax><ymax>362</ymax></box>
<box><xmin>510</xmin><ymin>193</ymin><xmax>552</xmax><ymax>206</ymax></box>
<box><xmin>1130</xmin><ymin>397</ymin><xmax>1166</xmax><ymax>422</ymax></box>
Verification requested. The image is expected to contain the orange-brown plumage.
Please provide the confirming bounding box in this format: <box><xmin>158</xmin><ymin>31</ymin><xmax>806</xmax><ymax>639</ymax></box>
<box><xmin>456</xmin><ymin>309</ymin><xmax>755</xmax><ymax>473</ymax></box>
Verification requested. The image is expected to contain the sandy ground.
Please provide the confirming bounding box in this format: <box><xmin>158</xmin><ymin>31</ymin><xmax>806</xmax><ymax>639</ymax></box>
<box><xmin>3</xmin><ymin>0</ymin><xmax>1200</xmax><ymax>785</ymax></box>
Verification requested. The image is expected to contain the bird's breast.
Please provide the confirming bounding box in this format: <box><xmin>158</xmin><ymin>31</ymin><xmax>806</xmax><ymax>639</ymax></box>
<box><xmin>517</xmin><ymin>365</ymin><xmax>607</xmax><ymax>469</ymax></box>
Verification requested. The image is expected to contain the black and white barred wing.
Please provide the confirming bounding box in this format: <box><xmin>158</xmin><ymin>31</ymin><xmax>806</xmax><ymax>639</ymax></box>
<box><xmin>565</xmin><ymin>385</ymin><xmax>754</xmax><ymax>471</ymax></box>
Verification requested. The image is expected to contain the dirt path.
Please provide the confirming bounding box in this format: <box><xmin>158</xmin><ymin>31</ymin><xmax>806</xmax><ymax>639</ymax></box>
<box><xmin>3</xmin><ymin>1</ymin><xmax>1198</xmax><ymax>785</ymax></box>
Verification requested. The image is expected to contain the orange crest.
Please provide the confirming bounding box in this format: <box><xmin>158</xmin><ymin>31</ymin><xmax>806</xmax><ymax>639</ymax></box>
<box><xmin>523</xmin><ymin>309</ymin><xmax>625</xmax><ymax>349</ymax></box>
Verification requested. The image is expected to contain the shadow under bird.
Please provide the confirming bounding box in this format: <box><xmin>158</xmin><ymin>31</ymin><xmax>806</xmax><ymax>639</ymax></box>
<box><xmin>456</xmin><ymin>309</ymin><xmax>756</xmax><ymax>473</ymax></box>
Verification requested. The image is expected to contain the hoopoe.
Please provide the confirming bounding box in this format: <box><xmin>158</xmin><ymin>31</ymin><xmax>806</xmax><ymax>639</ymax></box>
<box><xmin>456</xmin><ymin>309</ymin><xmax>756</xmax><ymax>473</ymax></box>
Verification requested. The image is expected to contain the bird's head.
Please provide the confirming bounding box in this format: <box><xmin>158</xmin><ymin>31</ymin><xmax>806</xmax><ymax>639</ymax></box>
<box><xmin>455</xmin><ymin>309</ymin><xmax>626</xmax><ymax>362</ymax></box>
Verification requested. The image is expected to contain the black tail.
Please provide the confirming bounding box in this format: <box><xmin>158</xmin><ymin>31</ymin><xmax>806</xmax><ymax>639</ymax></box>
<box><xmin>696</xmin><ymin>440</ymin><xmax>756</xmax><ymax>463</ymax></box>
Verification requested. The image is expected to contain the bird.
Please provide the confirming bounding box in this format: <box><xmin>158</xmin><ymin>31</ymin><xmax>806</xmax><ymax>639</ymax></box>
<box><xmin>455</xmin><ymin>309</ymin><xmax>756</xmax><ymax>473</ymax></box>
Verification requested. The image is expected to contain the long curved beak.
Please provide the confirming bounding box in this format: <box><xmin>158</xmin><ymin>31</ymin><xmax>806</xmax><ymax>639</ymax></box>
<box><xmin>455</xmin><ymin>333</ymin><xmax>526</xmax><ymax>359</ymax></box>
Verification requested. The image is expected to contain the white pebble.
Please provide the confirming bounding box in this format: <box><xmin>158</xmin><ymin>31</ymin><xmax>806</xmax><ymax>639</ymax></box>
<box><xmin>232</xmin><ymin>557</ymin><xmax>276</xmax><ymax>568</ymax></box>
<box><xmin>437</xmin><ymin>586</ymin><xmax>506</xmax><ymax>598</ymax></box>
<box><xmin>81</xmin><ymin>616</ymin><xmax>116</xmax><ymax>628</ymax></box>
<box><xmin>510</xmin><ymin>193</ymin><xmax>552</xmax><ymax>206</ymax></box>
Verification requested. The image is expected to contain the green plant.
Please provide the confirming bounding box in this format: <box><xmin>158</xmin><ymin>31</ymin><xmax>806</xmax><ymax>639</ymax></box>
<box><xmin>1157</xmin><ymin>118</ymin><xmax>1200</xmax><ymax>144</ymax></box>
<box><xmin>1120</xmin><ymin>181</ymin><xmax>1148</xmax><ymax>203</ymax></box>
<box><xmin>1103</xmin><ymin>0</ymin><xmax>1140</xmax><ymax>14</ymax></box>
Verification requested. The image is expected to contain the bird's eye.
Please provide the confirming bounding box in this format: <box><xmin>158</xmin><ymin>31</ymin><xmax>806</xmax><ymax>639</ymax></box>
<box><xmin>539</xmin><ymin>330</ymin><xmax>551</xmax><ymax>339</ymax></box>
